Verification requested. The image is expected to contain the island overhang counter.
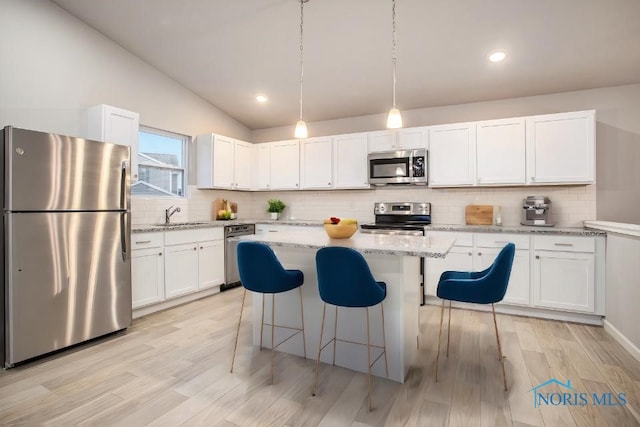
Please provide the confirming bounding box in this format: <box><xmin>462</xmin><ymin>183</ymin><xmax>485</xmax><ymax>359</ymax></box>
<box><xmin>232</xmin><ymin>229</ymin><xmax>455</xmax><ymax>383</ymax></box>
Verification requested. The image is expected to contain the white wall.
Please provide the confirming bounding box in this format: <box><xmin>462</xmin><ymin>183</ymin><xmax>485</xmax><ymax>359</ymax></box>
<box><xmin>0</xmin><ymin>0</ymin><xmax>251</xmax><ymax>141</ymax></box>
<box><xmin>604</xmin><ymin>233</ymin><xmax>640</xmax><ymax>355</ymax></box>
<box><xmin>252</xmin><ymin>84</ymin><xmax>640</xmax><ymax>225</ymax></box>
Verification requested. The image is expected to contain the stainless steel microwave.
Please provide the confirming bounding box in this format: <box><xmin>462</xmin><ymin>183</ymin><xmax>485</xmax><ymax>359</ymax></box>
<box><xmin>368</xmin><ymin>149</ymin><xmax>428</xmax><ymax>185</ymax></box>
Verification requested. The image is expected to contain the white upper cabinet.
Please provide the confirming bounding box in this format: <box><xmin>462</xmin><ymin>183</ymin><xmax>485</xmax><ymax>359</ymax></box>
<box><xmin>428</xmin><ymin>122</ymin><xmax>476</xmax><ymax>187</ymax></box>
<box><xmin>333</xmin><ymin>133</ymin><xmax>370</xmax><ymax>189</ymax></box>
<box><xmin>301</xmin><ymin>137</ymin><xmax>333</xmax><ymax>189</ymax></box>
<box><xmin>476</xmin><ymin>117</ymin><xmax>526</xmax><ymax>185</ymax></box>
<box><xmin>256</xmin><ymin>143</ymin><xmax>272</xmax><ymax>190</ymax></box>
<box><xmin>196</xmin><ymin>134</ymin><xmax>254</xmax><ymax>190</ymax></box>
<box><xmin>86</xmin><ymin>104</ymin><xmax>140</xmax><ymax>181</ymax></box>
<box><xmin>526</xmin><ymin>110</ymin><xmax>595</xmax><ymax>184</ymax></box>
<box><xmin>398</xmin><ymin>127</ymin><xmax>429</xmax><ymax>150</ymax></box>
<box><xmin>233</xmin><ymin>140</ymin><xmax>253</xmax><ymax>190</ymax></box>
<box><xmin>270</xmin><ymin>140</ymin><xmax>300</xmax><ymax>190</ymax></box>
<box><xmin>367</xmin><ymin>130</ymin><xmax>397</xmax><ymax>152</ymax></box>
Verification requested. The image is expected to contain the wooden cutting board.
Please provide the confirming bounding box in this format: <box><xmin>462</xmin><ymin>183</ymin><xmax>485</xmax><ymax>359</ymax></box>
<box><xmin>212</xmin><ymin>198</ymin><xmax>238</xmax><ymax>219</ymax></box>
<box><xmin>465</xmin><ymin>205</ymin><xmax>494</xmax><ymax>225</ymax></box>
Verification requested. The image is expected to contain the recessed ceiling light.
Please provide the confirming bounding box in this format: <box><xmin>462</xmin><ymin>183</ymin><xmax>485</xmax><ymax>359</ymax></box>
<box><xmin>489</xmin><ymin>50</ymin><xmax>507</xmax><ymax>62</ymax></box>
<box><xmin>256</xmin><ymin>95</ymin><xmax>268</xmax><ymax>103</ymax></box>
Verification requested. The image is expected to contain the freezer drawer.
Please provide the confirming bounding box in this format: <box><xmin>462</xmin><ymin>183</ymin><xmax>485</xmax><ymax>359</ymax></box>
<box><xmin>4</xmin><ymin>211</ymin><xmax>132</xmax><ymax>366</ymax></box>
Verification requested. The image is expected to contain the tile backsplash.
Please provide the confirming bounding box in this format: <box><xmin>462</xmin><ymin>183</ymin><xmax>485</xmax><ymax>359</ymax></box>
<box><xmin>132</xmin><ymin>184</ymin><xmax>595</xmax><ymax>227</ymax></box>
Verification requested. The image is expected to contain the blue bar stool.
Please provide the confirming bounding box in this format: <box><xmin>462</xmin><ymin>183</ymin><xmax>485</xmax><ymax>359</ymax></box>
<box><xmin>313</xmin><ymin>246</ymin><xmax>388</xmax><ymax>411</ymax></box>
<box><xmin>230</xmin><ymin>241</ymin><xmax>306</xmax><ymax>384</ymax></box>
<box><xmin>435</xmin><ymin>242</ymin><xmax>515</xmax><ymax>391</ymax></box>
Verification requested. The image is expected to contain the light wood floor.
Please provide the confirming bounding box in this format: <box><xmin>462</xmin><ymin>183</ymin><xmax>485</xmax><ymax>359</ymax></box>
<box><xmin>1</xmin><ymin>287</ymin><xmax>640</xmax><ymax>426</ymax></box>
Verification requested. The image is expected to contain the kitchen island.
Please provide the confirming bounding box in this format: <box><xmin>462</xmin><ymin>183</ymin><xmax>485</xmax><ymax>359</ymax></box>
<box><xmin>234</xmin><ymin>229</ymin><xmax>454</xmax><ymax>383</ymax></box>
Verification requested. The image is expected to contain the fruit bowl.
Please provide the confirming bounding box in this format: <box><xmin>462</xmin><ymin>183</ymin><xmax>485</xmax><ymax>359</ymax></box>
<box><xmin>323</xmin><ymin>218</ymin><xmax>358</xmax><ymax>239</ymax></box>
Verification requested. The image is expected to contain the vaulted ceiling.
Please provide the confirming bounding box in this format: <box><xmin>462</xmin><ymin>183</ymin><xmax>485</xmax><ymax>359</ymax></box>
<box><xmin>50</xmin><ymin>0</ymin><xmax>640</xmax><ymax>130</ymax></box>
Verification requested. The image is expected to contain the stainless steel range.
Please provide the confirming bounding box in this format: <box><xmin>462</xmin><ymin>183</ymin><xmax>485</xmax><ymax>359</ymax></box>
<box><xmin>360</xmin><ymin>202</ymin><xmax>431</xmax><ymax>304</ymax></box>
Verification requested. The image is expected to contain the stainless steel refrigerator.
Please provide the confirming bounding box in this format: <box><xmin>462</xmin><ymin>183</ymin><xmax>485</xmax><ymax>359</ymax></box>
<box><xmin>1</xmin><ymin>126</ymin><xmax>132</xmax><ymax>367</ymax></box>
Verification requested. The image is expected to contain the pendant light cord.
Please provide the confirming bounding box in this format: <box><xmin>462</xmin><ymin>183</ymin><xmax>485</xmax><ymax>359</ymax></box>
<box><xmin>391</xmin><ymin>0</ymin><xmax>397</xmax><ymax>109</ymax></box>
<box><xmin>299</xmin><ymin>0</ymin><xmax>305</xmax><ymax>121</ymax></box>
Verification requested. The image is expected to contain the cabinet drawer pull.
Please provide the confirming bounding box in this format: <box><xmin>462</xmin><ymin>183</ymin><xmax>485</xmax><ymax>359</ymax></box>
<box><xmin>536</xmin><ymin>255</ymin><xmax>540</xmax><ymax>259</ymax></box>
<box><xmin>494</xmin><ymin>240</ymin><xmax>508</xmax><ymax>244</ymax></box>
<box><xmin>554</xmin><ymin>243</ymin><xmax>574</xmax><ymax>247</ymax></box>
<box><xmin>135</xmin><ymin>240</ymin><xmax>151</xmax><ymax>244</ymax></box>
<box><xmin>200</xmin><ymin>246</ymin><xmax>204</xmax><ymax>249</ymax></box>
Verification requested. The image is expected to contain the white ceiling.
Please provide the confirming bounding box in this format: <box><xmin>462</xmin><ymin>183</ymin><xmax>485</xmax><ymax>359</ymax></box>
<box><xmin>50</xmin><ymin>0</ymin><xmax>640</xmax><ymax>130</ymax></box>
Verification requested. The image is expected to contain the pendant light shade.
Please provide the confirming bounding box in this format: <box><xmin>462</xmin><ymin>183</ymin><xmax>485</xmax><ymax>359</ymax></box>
<box><xmin>295</xmin><ymin>119</ymin><xmax>308</xmax><ymax>138</ymax></box>
<box><xmin>294</xmin><ymin>0</ymin><xmax>309</xmax><ymax>139</ymax></box>
<box><xmin>387</xmin><ymin>0</ymin><xmax>403</xmax><ymax>129</ymax></box>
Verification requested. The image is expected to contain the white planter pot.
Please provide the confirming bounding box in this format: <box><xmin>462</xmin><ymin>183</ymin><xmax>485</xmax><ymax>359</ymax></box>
<box><xmin>270</xmin><ymin>212</ymin><xmax>279</xmax><ymax>220</ymax></box>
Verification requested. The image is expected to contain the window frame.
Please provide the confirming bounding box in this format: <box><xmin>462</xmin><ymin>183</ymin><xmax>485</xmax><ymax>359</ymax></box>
<box><xmin>135</xmin><ymin>125</ymin><xmax>190</xmax><ymax>199</ymax></box>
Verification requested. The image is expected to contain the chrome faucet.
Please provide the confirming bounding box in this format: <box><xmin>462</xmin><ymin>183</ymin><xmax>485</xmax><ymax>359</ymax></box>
<box><xmin>165</xmin><ymin>206</ymin><xmax>181</xmax><ymax>224</ymax></box>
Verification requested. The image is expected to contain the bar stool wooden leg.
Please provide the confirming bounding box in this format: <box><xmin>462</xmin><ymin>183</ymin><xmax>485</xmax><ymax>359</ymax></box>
<box><xmin>230</xmin><ymin>288</ymin><xmax>247</xmax><ymax>373</ymax></box>
<box><xmin>333</xmin><ymin>306</ymin><xmax>338</xmax><ymax>365</ymax></box>
<box><xmin>435</xmin><ymin>299</ymin><xmax>445</xmax><ymax>382</ymax></box>
<box><xmin>312</xmin><ymin>303</ymin><xmax>327</xmax><ymax>397</ymax></box>
<box><xmin>299</xmin><ymin>287</ymin><xmax>307</xmax><ymax>358</ymax></box>
<box><xmin>492</xmin><ymin>304</ymin><xmax>508</xmax><ymax>391</ymax></box>
<box><xmin>260</xmin><ymin>294</ymin><xmax>265</xmax><ymax>350</ymax></box>
<box><xmin>366</xmin><ymin>307</ymin><xmax>372</xmax><ymax>412</ymax></box>
<box><xmin>381</xmin><ymin>303</ymin><xmax>388</xmax><ymax>378</ymax></box>
<box><xmin>446</xmin><ymin>301</ymin><xmax>452</xmax><ymax>357</ymax></box>
<box><xmin>271</xmin><ymin>293</ymin><xmax>275</xmax><ymax>385</ymax></box>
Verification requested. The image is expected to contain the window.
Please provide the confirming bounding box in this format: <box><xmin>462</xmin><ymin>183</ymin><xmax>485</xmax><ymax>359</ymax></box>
<box><xmin>133</xmin><ymin>126</ymin><xmax>188</xmax><ymax>198</ymax></box>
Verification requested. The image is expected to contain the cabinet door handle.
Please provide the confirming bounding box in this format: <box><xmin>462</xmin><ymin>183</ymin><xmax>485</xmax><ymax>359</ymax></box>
<box><xmin>554</xmin><ymin>243</ymin><xmax>574</xmax><ymax>247</ymax></box>
<box><xmin>159</xmin><ymin>252</ymin><xmax>162</xmax><ymax>256</ymax></box>
<box><xmin>295</xmin><ymin>183</ymin><xmax>299</xmax><ymax>187</ymax></box>
<box><xmin>200</xmin><ymin>246</ymin><xmax>204</xmax><ymax>249</ymax></box>
<box><xmin>531</xmin><ymin>176</ymin><xmax>536</xmax><ymax>182</ymax></box>
<box><xmin>328</xmin><ymin>182</ymin><xmax>331</xmax><ymax>186</ymax></box>
<box><xmin>135</xmin><ymin>240</ymin><xmax>151</xmax><ymax>244</ymax></box>
<box><xmin>468</xmin><ymin>252</ymin><xmax>473</xmax><ymax>256</ymax></box>
<box><xmin>535</xmin><ymin>255</ymin><xmax>540</xmax><ymax>259</ymax></box>
<box><xmin>194</xmin><ymin>247</ymin><xmax>197</xmax><ymax>251</ymax></box>
<box><xmin>478</xmin><ymin>252</ymin><xmax>482</xmax><ymax>256</ymax></box>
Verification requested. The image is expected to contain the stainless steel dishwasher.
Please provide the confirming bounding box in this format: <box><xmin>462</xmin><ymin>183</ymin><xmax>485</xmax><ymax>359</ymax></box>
<box><xmin>222</xmin><ymin>224</ymin><xmax>256</xmax><ymax>291</ymax></box>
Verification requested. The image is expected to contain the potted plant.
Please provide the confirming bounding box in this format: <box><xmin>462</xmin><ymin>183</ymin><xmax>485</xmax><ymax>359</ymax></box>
<box><xmin>267</xmin><ymin>199</ymin><xmax>286</xmax><ymax>220</ymax></box>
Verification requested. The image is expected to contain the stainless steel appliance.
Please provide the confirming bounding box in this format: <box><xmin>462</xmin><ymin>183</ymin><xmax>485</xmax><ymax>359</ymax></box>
<box><xmin>360</xmin><ymin>202</ymin><xmax>431</xmax><ymax>304</ymax></box>
<box><xmin>222</xmin><ymin>223</ymin><xmax>255</xmax><ymax>290</ymax></box>
<box><xmin>367</xmin><ymin>149</ymin><xmax>428</xmax><ymax>186</ymax></box>
<box><xmin>521</xmin><ymin>196</ymin><xmax>554</xmax><ymax>226</ymax></box>
<box><xmin>1</xmin><ymin>126</ymin><xmax>132</xmax><ymax>367</ymax></box>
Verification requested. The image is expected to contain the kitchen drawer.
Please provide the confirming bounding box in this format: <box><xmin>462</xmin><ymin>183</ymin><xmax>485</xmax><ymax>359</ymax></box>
<box><xmin>425</xmin><ymin>231</ymin><xmax>473</xmax><ymax>247</ymax></box>
<box><xmin>534</xmin><ymin>235</ymin><xmax>595</xmax><ymax>253</ymax></box>
<box><xmin>475</xmin><ymin>233</ymin><xmax>530</xmax><ymax>250</ymax></box>
<box><xmin>132</xmin><ymin>232</ymin><xmax>163</xmax><ymax>250</ymax></box>
<box><xmin>164</xmin><ymin>227</ymin><xmax>223</xmax><ymax>246</ymax></box>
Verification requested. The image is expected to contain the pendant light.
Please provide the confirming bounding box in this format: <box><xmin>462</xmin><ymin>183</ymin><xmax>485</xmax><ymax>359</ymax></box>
<box><xmin>387</xmin><ymin>0</ymin><xmax>403</xmax><ymax>129</ymax></box>
<box><xmin>294</xmin><ymin>0</ymin><xmax>309</xmax><ymax>139</ymax></box>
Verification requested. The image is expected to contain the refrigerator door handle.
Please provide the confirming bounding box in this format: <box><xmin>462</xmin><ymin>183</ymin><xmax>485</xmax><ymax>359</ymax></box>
<box><xmin>120</xmin><ymin>160</ymin><xmax>129</xmax><ymax>211</ymax></box>
<box><xmin>120</xmin><ymin>212</ymin><xmax>130</xmax><ymax>261</ymax></box>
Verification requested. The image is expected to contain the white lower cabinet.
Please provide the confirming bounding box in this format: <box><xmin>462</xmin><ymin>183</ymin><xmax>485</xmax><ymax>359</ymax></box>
<box><xmin>532</xmin><ymin>236</ymin><xmax>596</xmax><ymax>313</ymax></box>
<box><xmin>164</xmin><ymin>242</ymin><xmax>200</xmax><ymax>299</ymax></box>
<box><xmin>425</xmin><ymin>230</ymin><xmax>603</xmax><ymax>322</ymax></box>
<box><xmin>131</xmin><ymin>232</ymin><xmax>164</xmax><ymax>308</ymax></box>
<box><xmin>132</xmin><ymin>227</ymin><xmax>225</xmax><ymax>314</ymax></box>
<box><xmin>198</xmin><ymin>239</ymin><xmax>225</xmax><ymax>290</ymax></box>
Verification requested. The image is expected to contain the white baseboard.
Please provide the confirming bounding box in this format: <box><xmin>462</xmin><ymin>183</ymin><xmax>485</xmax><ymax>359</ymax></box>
<box><xmin>133</xmin><ymin>286</ymin><xmax>221</xmax><ymax>319</ymax></box>
<box><xmin>603</xmin><ymin>320</ymin><xmax>640</xmax><ymax>362</ymax></box>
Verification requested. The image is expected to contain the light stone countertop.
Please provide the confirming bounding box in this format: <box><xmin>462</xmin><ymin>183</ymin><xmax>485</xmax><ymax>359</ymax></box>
<box><xmin>133</xmin><ymin>219</ymin><xmax>605</xmax><ymax>236</ymax></box>
<box><xmin>425</xmin><ymin>224</ymin><xmax>606</xmax><ymax>236</ymax></box>
<box><xmin>231</xmin><ymin>228</ymin><xmax>455</xmax><ymax>258</ymax></box>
